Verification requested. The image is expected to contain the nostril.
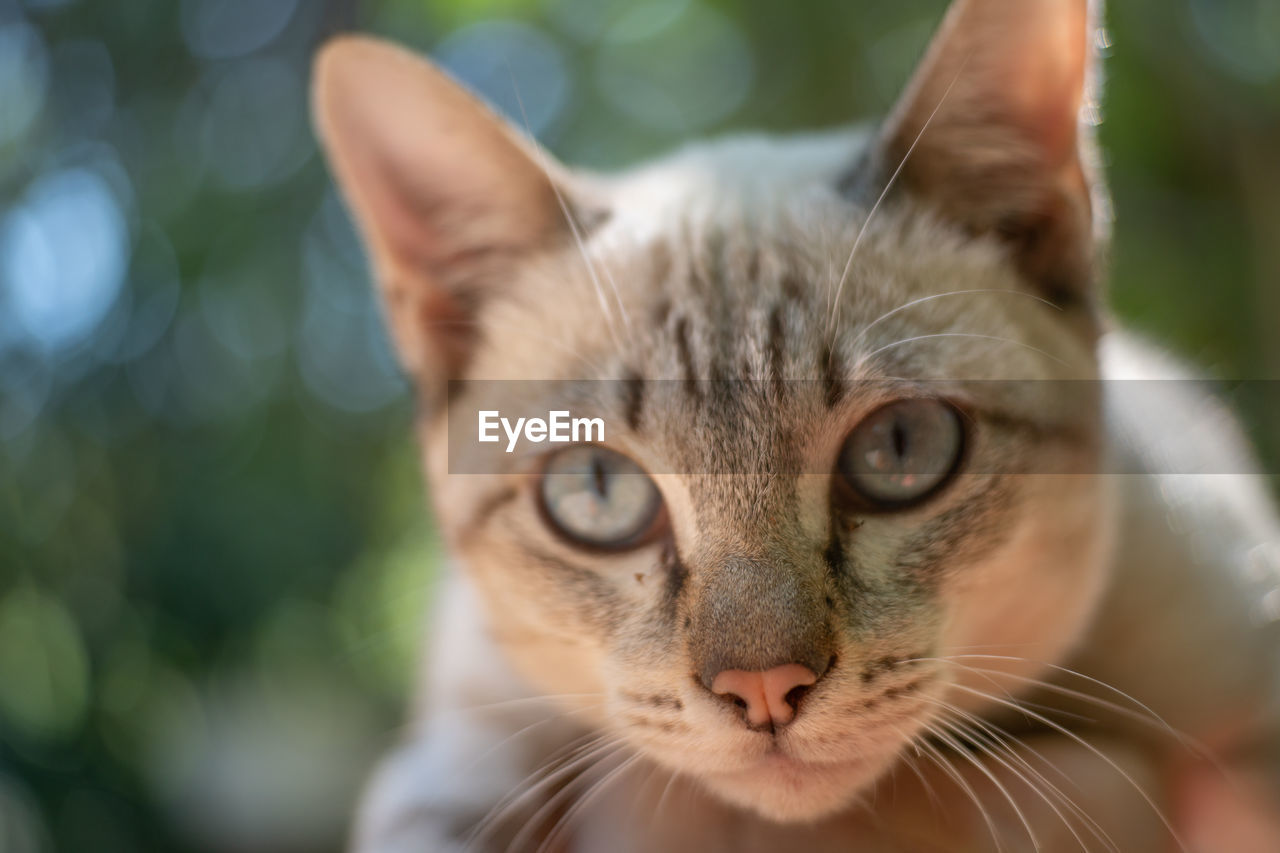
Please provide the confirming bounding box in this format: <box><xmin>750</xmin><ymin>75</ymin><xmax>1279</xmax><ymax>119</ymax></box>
<box><xmin>708</xmin><ymin>669</ymin><xmax>772</xmax><ymax>727</ymax></box>
<box><xmin>783</xmin><ymin>683</ymin><xmax>811</xmax><ymax>711</ymax></box>
<box><xmin>707</xmin><ymin>663</ymin><xmax>824</xmax><ymax>729</ymax></box>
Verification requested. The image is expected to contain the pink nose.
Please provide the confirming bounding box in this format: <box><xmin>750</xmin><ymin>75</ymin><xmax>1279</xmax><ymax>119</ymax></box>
<box><xmin>710</xmin><ymin>663</ymin><xmax>819</xmax><ymax>728</ymax></box>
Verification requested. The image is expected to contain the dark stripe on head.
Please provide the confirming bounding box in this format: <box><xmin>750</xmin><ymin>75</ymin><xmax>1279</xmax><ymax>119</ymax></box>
<box><xmin>621</xmin><ymin>370</ymin><xmax>645</xmax><ymax>432</ymax></box>
<box><xmin>821</xmin><ymin>343</ymin><xmax>847</xmax><ymax>409</ymax></box>
<box><xmin>781</xmin><ymin>272</ymin><xmax>804</xmax><ymax>303</ymax></box>
<box><xmin>652</xmin><ymin>298</ymin><xmax>672</xmax><ymax>328</ymax></box>
<box><xmin>709</xmin><ymin>353</ymin><xmax>730</xmax><ymax>385</ymax></box>
<box><xmin>674</xmin><ymin>315</ymin><xmax>701</xmax><ymax>400</ymax></box>
<box><xmin>691</xmin><ymin>231</ymin><xmax>725</xmax><ymax>295</ymax></box>
<box><xmin>767</xmin><ymin>305</ymin><xmax>786</xmax><ymax>396</ymax></box>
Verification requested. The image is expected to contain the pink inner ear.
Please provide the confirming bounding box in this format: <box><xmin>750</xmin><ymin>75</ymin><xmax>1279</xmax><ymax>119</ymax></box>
<box><xmin>313</xmin><ymin>36</ymin><xmax>566</xmax><ymax>276</ymax></box>
<box><xmin>869</xmin><ymin>0</ymin><xmax>1100</xmax><ymax>299</ymax></box>
<box><xmin>886</xmin><ymin>0</ymin><xmax>1093</xmax><ymax>172</ymax></box>
<box><xmin>1004</xmin><ymin>2</ymin><xmax>1089</xmax><ymax>171</ymax></box>
<box><xmin>313</xmin><ymin>36</ymin><xmax>575</xmax><ymax>378</ymax></box>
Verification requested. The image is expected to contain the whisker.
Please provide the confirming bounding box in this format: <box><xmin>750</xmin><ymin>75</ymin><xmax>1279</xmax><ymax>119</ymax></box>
<box><xmin>855</xmin><ymin>332</ymin><xmax>1070</xmax><ymax>370</ymax></box>
<box><xmin>463</xmin><ymin>700</ymin><xmax>606</xmax><ymax>775</ymax></box>
<box><xmin>827</xmin><ymin>51</ymin><xmax>973</xmax><ymax>340</ymax></box>
<box><xmin>887</xmin><ymin>721</ymin><xmax>946</xmax><ymax>814</ymax></box>
<box><xmin>506</xmin><ymin>72</ymin><xmax>629</xmax><ymax>353</ymax></box>
<box><xmin>928</xmin><ymin>721</ymin><xmax>1043</xmax><ymax>850</ymax></box>
<box><xmin>931</xmin><ymin>700</ymin><xmax>1117</xmax><ymax>853</ymax></box>
<box><xmin>465</xmin><ymin>733</ymin><xmax>619</xmax><ymax>851</ymax></box>
<box><xmin>939</xmin><ymin>655</ymin><xmax>1190</xmax><ymax>744</ymax></box>
<box><xmin>651</xmin><ymin>765</ymin><xmax>682</xmax><ymax>829</ymax></box>
<box><xmin>915</xmin><ymin>730</ymin><xmax>1007</xmax><ymax>853</ymax></box>
<box><xmin>925</xmin><ymin>654</ymin><xmax>1222</xmax><ymax>767</ymax></box>
<box><xmin>465</xmin><ymin>733</ymin><xmax>607</xmax><ymax>849</ymax></box>
<box><xmin>439</xmin><ymin>693</ymin><xmax>606</xmax><ymax>718</ymax></box>
<box><xmin>910</xmin><ymin>657</ymin><xmax>1097</xmax><ymax>725</ymax></box>
<box><xmin>537</xmin><ymin>752</ymin><xmax>642</xmax><ymax>853</ymax></box>
<box><xmin>850</xmin><ymin>288</ymin><xmax>1063</xmax><ymax>354</ymax></box>
<box><xmin>624</xmin><ymin>762</ymin><xmax>668</xmax><ymax>841</ymax></box>
<box><xmin>948</xmin><ymin>682</ymin><xmax>1189</xmax><ymax>853</ymax></box>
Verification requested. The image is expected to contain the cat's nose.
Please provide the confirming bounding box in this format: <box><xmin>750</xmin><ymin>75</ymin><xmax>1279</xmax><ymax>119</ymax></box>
<box><xmin>708</xmin><ymin>663</ymin><xmax>821</xmax><ymax>729</ymax></box>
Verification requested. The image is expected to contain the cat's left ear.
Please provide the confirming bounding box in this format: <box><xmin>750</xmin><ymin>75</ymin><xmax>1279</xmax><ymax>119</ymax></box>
<box><xmin>312</xmin><ymin>36</ymin><xmax>583</xmax><ymax>387</ymax></box>
<box><xmin>850</xmin><ymin>0</ymin><xmax>1106</xmax><ymax>305</ymax></box>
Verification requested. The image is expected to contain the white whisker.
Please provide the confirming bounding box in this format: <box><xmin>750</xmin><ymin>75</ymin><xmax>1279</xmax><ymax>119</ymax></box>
<box><xmin>931</xmin><ymin>700</ymin><xmax>1117</xmax><ymax>853</ymax></box>
<box><xmin>506</xmin><ymin>72</ymin><xmax>629</xmax><ymax>353</ymax></box>
<box><xmin>916</xmin><ymin>729</ymin><xmax>1007</xmax><ymax>853</ymax></box>
<box><xmin>465</xmin><ymin>733</ymin><xmax>620</xmax><ymax>851</ymax></box>
<box><xmin>537</xmin><ymin>752</ymin><xmax>642</xmax><ymax>853</ymax></box>
<box><xmin>827</xmin><ymin>51</ymin><xmax>973</xmax><ymax>340</ymax></box>
<box><xmin>929</xmin><ymin>722</ymin><xmax>1043</xmax><ymax>850</ymax></box>
<box><xmin>463</xmin><ymin>700</ymin><xmax>606</xmax><ymax>774</ymax></box>
<box><xmin>855</xmin><ymin>332</ymin><xmax>1069</xmax><ymax>369</ymax></box>
<box><xmin>850</xmin><ymin>288</ymin><xmax>1063</xmax><ymax>354</ymax></box>
<box><xmin>929</xmin><ymin>654</ymin><xmax>1218</xmax><ymax>765</ymax></box>
<box><xmin>949</xmin><ymin>682</ymin><xmax>1189</xmax><ymax>853</ymax></box>
<box><xmin>651</xmin><ymin>766</ymin><xmax>682</xmax><ymax>828</ymax></box>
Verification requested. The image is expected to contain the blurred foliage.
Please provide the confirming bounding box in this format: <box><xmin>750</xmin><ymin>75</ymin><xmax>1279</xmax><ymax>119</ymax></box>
<box><xmin>0</xmin><ymin>0</ymin><xmax>1277</xmax><ymax>851</ymax></box>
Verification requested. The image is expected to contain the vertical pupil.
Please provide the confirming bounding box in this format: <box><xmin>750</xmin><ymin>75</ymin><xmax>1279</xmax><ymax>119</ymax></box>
<box><xmin>591</xmin><ymin>457</ymin><xmax>608</xmax><ymax>500</ymax></box>
<box><xmin>891</xmin><ymin>419</ymin><xmax>909</xmax><ymax>460</ymax></box>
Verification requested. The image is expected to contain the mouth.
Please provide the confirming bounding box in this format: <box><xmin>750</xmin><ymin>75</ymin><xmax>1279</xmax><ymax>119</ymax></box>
<box><xmin>700</xmin><ymin>746</ymin><xmax>896</xmax><ymax>823</ymax></box>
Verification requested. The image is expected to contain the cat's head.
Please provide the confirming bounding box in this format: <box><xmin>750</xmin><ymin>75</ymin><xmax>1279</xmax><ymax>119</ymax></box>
<box><xmin>314</xmin><ymin>0</ymin><xmax>1114</xmax><ymax>823</ymax></box>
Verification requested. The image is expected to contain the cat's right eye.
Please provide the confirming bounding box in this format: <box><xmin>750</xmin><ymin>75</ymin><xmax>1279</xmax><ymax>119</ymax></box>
<box><xmin>539</xmin><ymin>446</ymin><xmax>663</xmax><ymax>550</ymax></box>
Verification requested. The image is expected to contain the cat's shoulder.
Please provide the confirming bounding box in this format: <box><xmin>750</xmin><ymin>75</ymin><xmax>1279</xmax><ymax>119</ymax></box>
<box><xmin>1100</xmin><ymin>330</ymin><xmax>1277</xmax><ymax>543</ymax></box>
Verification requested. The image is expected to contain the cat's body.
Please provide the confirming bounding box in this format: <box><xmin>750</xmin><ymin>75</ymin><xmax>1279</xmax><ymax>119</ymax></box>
<box><xmin>353</xmin><ymin>290</ymin><xmax>1280</xmax><ymax>853</ymax></box>
<box><xmin>312</xmin><ymin>1</ymin><xmax>1280</xmax><ymax>849</ymax></box>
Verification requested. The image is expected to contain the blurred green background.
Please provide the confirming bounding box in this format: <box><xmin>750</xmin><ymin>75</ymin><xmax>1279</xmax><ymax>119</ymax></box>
<box><xmin>0</xmin><ymin>0</ymin><xmax>1277</xmax><ymax>850</ymax></box>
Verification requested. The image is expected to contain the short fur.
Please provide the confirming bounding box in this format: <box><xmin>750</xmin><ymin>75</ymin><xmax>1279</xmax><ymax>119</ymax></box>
<box><xmin>312</xmin><ymin>1</ymin><xmax>1280</xmax><ymax>850</ymax></box>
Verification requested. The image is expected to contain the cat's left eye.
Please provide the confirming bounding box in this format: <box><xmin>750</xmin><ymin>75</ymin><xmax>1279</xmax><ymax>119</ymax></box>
<box><xmin>837</xmin><ymin>398</ymin><xmax>964</xmax><ymax>509</ymax></box>
<box><xmin>539</xmin><ymin>446</ymin><xmax>663</xmax><ymax>549</ymax></box>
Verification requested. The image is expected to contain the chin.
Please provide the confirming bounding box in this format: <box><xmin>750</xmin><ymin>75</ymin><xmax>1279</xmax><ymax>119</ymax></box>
<box><xmin>699</xmin><ymin>751</ymin><xmax>896</xmax><ymax>823</ymax></box>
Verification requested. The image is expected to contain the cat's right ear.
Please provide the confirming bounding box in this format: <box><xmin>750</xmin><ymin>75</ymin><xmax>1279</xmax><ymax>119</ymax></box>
<box><xmin>847</xmin><ymin>0</ymin><xmax>1104</xmax><ymax>306</ymax></box>
<box><xmin>312</xmin><ymin>36</ymin><xmax>577</xmax><ymax>385</ymax></box>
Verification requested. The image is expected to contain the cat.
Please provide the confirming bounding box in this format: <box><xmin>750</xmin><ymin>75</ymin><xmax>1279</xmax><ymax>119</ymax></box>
<box><xmin>311</xmin><ymin>0</ymin><xmax>1280</xmax><ymax>849</ymax></box>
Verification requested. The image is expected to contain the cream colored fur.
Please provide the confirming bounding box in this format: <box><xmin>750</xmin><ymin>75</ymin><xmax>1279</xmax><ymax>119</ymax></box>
<box><xmin>311</xmin><ymin>1</ymin><xmax>1280</xmax><ymax>849</ymax></box>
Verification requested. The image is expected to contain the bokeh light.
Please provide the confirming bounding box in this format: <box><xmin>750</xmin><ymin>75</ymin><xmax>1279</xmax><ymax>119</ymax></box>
<box><xmin>0</xmin><ymin>21</ymin><xmax>48</xmax><ymax>148</ymax></box>
<box><xmin>1187</xmin><ymin>0</ymin><xmax>1280</xmax><ymax>84</ymax></box>
<box><xmin>1</xmin><ymin>167</ymin><xmax>128</xmax><ymax>353</ymax></box>
<box><xmin>0</xmin><ymin>586</ymin><xmax>89</xmax><ymax>740</ymax></box>
<box><xmin>436</xmin><ymin>19</ymin><xmax>571</xmax><ymax>138</ymax></box>
<box><xmin>595</xmin><ymin>0</ymin><xmax>754</xmax><ymax>133</ymax></box>
<box><xmin>179</xmin><ymin>0</ymin><xmax>299</xmax><ymax>61</ymax></box>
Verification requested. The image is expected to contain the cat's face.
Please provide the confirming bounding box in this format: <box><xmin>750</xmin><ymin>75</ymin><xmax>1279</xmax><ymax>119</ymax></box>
<box><xmin>315</xmin><ymin>0</ymin><xmax>1110</xmax><ymax>823</ymax></box>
